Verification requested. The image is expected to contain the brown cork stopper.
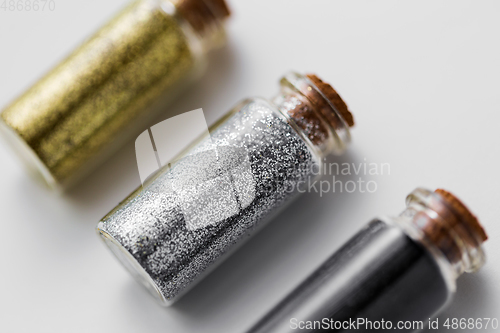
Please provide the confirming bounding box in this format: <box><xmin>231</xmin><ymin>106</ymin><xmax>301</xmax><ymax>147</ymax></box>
<box><xmin>176</xmin><ymin>0</ymin><xmax>230</xmax><ymax>34</ymax></box>
<box><xmin>306</xmin><ymin>74</ymin><xmax>355</xmax><ymax>127</ymax></box>
<box><xmin>435</xmin><ymin>189</ymin><xmax>488</xmax><ymax>242</ymax></box>
<box><xmin>413</xmin><ymin>189</ymin><xmax>487</xmax><ymax>265</ymax></box>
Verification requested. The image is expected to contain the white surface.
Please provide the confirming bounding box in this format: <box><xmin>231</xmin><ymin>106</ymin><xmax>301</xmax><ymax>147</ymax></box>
<box><xmin>1</xmin><ymin>1</ymin><xmax>500</xmax><ymax>332</ymax></box>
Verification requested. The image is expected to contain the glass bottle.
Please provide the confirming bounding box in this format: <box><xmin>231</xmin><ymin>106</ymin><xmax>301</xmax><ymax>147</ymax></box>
<box><xmin>0</xmin><ymin>0</ymin><xmax>230</xmax><ymax>190</ymax></box>
<box><xmin>97</xmin><ymin>71</ymin><xmax>355</xmax><ymax>305</ymax></box>
<box><xmin>246</xmin><ymin>188</ymin><xmax>487</xmax><ymax>333</ymax></box>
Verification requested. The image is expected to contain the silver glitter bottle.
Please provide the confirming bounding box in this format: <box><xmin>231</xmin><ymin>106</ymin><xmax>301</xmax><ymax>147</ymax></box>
<box><xmin>97</xmin><ymin>72</ymin><xmax>355</xmax><ymax>305</ymax></box>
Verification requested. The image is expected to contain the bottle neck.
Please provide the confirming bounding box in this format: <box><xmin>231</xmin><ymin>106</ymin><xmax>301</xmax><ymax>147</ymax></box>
<box><xmin>272</xmin><ymin>72</ymin><xmax>354</xmax><ymax>158</ymax></box>
<box><xmin>396</xmin><ymin>188</ymin><xmax>487</xmax><ymax>280</ymax></box>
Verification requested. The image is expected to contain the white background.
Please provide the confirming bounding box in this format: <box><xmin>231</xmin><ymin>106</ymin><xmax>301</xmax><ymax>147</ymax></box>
<box><xmin>1</xmin><ymin>1</ymin><xmax>499</xmax><ymax>332</ymax></box>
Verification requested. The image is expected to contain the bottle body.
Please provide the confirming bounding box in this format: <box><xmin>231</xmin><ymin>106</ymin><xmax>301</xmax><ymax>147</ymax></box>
<box><xmin>0</xmin><ymin>0</ymin><xmax>227</xmax><ymax>189</ymax></box>
<box><xmin>247</xmin><ymin>219</ymin><xmax>452</xmax><ymax>333</ymax></box>
<box><xmin>98</xmin><ymin>97</ymin><xmax>323</xmax><ymax>304</ymax></box>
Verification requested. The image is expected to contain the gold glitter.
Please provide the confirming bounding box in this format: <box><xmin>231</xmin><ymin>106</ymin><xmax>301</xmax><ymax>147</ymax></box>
<box><xmin>0</xmin><ymin>0</ymin><xmax>226</xmax><ymax>188</ymax></box>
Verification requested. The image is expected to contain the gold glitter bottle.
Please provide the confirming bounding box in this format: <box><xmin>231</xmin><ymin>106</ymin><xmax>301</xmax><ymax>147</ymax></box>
<box><xmin>0</xmin><ymin>0</ymin><xmax>230</xmax><ymax>190</ymax></box>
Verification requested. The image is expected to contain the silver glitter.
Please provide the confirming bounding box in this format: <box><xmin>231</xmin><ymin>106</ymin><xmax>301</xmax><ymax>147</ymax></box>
<box><xmin>98</xmin><ymin>98</ymin><xmax>319</xmax><ymax>304</ymax></box>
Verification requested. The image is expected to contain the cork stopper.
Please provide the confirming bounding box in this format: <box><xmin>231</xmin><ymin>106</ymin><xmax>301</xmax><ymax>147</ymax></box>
<box><xmin>405</xmin><ymin>188</ymin><xmax>487</xmax><ymax>274</ymax></box>
<box><xmin>306</xmin><ymin>74</ymin><xmax>355</xmax><ymax>127</ymax></box>
<box><xmin>434</xmin><ymin>189</ymin><xmax>488</xmax><ymax>242</ymax></box>
<box><xmin>175</xmin><ymin>0</ymin><xmax>230</xmax><ymax>34</ymax></box>
<box><xmin>277</xmin><ymin>72</ymin><xmax>353</xmax><ymax>155</ymax></box>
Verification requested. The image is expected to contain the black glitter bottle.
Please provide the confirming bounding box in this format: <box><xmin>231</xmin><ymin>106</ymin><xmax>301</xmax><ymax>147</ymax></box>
<box><xmin>247</xmin><ymin>188</ymin><xmax>488</xmax><ymax>333</ymax></box>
